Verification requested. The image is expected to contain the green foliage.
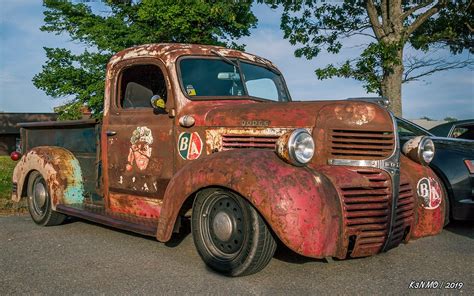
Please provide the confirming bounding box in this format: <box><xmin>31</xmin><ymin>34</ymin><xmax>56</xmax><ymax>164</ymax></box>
<box><xmin>420</xmin><ymin>116</ymin><xmax>434</xmax><ymax>121</ymax></box>
<box><xmin>0</xmin><ymin>156</ymin><xmax>15</xmax><ymax>200</ymax></box>
<box><xmin>34</xmin><ymin>0</ymin><xmax>257</xmax><ymax>119</ymax></box>
<box><xmin>315</xmin><ymin>41</ymin><xmax>403</xmax><ymax>94</ymax></box>
<box><xmin>263</xmin><ymin>0</ymin><xmax>473</xmax><ymax>102</ymax></box>
<box><xmin>34</xmin><ymin>48</ymin><xmax>108</xmax><ymax>120</ymax></box>
<box><xmin>410</xmin><ymin>1</ymin><xmax>473</xmax><ymax>54</ymax></box>
<box><xmin>0</xmin><ymin>156</ymin><xmax>27</xmax><ymax>213</ymax></box>
<box><xmin>53</xmin><ymin>101</ymin><xmax>86</xmax><ymax>121</ymax></box>
<box><xmin>443</xmin><ymin>116</ymin><xmax>458</xmax><ymax>122</ymax></box>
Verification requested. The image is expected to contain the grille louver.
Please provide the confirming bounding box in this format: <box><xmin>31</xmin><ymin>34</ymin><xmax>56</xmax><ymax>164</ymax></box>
<box><xmin>384</xmin><ymin>177</ymin><xmax>415</xmax><ymax>250</ymax></box>
<box><xmin>221</xmin><ymin>134</ymin><xmax>279</xmax><ymax>150</ymax></box>
<box><xmin>342</xmin><ymin>169</ymin><xmax>390</xmax><ymax>257</ymax></box>
<box><xmin>331</xmin><ymin>130</ymin><xmax>394</xmax><ymax>159</ymax></box>
<box><xmin>342</xmin><ymin>170</ymin><xmax>416</xmax><ymax>257</ymax></box>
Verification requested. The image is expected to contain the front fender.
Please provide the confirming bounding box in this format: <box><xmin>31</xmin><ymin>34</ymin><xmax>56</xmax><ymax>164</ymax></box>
<box><xmin>12</xmin><ymin>146</ymin><xmax>85</xmax><ymax>209</ymax></box>
<box><xmin>400</xmin><ymin>156</ymin><xmax>445</xmax><ymax>238</ymax></box>
<box><xmin>157</xmin><ymin>149</ymin><xmax>344</xmax><ymax>258</ymax></box>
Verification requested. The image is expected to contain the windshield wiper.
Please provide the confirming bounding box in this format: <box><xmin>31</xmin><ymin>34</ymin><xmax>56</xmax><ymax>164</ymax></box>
<box><xmin>210</xmin><ymin>50</ymin><xmax>240</xmax><ymax>69</ymax></box>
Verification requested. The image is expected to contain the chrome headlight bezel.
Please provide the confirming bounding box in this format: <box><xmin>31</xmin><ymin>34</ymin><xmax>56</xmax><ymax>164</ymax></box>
<box><xmin>402</xmin><ymin>136</ymin><xmax>435</xmax><ymax>166</ymax></box>
<box><xmin>418</xmin><ymin>137</ymin><xmax>435</xmax><ymax>165</ymax></box>
<box><xmin>276</xmin><ymin>129</ymin><xmax>315</xmax><ymax>166</ymax></box>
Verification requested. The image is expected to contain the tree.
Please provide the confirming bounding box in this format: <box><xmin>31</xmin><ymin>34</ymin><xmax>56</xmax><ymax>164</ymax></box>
<box><xmin>443</xmin><ymin>116</ymin><xmax>458</xmax><ymax>122</ymax></box>
<box><xmin>34</xmin><ymin>0</ymin><xmax>257</xmax><ymax>120</ymax></box>
<box><xmin>264</xmin><ymin>0</ymin><xmax>473</xmax><ymax>116</ymax></box>
<box><xmin>420</xmin><ymin>116</ymin><xmax>434</xmax><ymax>121</ymax></box>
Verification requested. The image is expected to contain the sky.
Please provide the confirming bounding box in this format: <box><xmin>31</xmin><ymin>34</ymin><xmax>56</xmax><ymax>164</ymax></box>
<box><xmin>0</xmin><ymin>1</ymin><xmax>473</xmax><ymax>120</ymax></box>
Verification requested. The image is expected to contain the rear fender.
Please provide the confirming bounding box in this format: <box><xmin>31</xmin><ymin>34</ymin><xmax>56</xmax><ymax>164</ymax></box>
<box><xmin>12</xmin><ymin>146</ymin><xmax>85</xmax><ymax>209</ymax></box>
<box><xmin>157</xmin><ymin>149</ymin><xmax>344</xmax><ymax>258</ymax></box>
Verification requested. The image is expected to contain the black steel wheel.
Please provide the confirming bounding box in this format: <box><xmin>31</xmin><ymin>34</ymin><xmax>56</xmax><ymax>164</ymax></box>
<box><xmin>27</xmin><ymin>171</ymin><xmax>66</xmax><ymax>226</ymax></box>
<box><xmin>192</xmin><ymin>188</ymin><xmax>276</xmax><ymax>276</ymax></box>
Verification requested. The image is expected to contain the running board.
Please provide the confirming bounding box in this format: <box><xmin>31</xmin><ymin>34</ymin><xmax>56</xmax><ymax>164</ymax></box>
<box><xmin>56</xmin><ymin>204</ymin><xmax>158</xmax><ymax>237</ymax></box>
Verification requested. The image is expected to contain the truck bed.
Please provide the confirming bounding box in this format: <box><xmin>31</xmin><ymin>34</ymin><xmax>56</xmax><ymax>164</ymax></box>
<box><xmin>18</xmin><ymin>119</ymin><xmax>101</xmax><ymax>202</ymax></box>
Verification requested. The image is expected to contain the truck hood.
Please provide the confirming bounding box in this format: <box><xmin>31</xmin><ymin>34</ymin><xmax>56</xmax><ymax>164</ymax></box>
<box><xmin>180</xmin><ymin>100</ymin><xmax>393</xmax><ymax>130</ymax></box>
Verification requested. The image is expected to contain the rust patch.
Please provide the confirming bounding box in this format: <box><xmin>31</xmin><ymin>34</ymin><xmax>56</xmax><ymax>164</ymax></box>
<box><xmin>400</xmin><ymin>156</ymin><xmax>445</xmax><ymax>239</ymax></box>
<box><xmin>402</xmin><ymin>136</ymin><xmax>423</xmax><ymax>162</ymax></box>
<box><xmin>206</xmin><ymin>127</ymin><xmax>294</xmax><ymax>154</ymax></box>
<box><xmin>334</xmin><ymin>103</ymin><xmax>376</xmax><ymax>126</ymax></box>
<box><xmin>11</xmin><ymin>147</ymin><xmax>85</xmax><ymax>209</ymax></box>
<box><xmin>109</xmin><ymin>193</ymin><xmax>162</xmax><ymax>219</ymax></box>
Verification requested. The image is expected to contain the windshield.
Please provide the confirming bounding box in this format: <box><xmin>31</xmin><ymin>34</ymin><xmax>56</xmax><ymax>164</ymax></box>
<box><xmin>179</xmin><ymin>58</ymin><xmax>290</xmax><ymax>102</ymax></box>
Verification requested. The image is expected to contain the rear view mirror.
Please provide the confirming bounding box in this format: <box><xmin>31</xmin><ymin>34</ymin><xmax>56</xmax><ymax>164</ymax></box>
<box><xmin>217</xmin><ymin>72</ymin><xmax>240</xmax><ymax>81</ymax></box>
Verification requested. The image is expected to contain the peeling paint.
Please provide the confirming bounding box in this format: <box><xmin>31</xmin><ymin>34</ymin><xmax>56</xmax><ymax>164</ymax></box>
<box><xmin>12</xmin><ymin>147</ymin><xmax>85</xmax><ymax>209</ymax></box>
<box><xmin>63</xmin><ymin>156</ymin><xmax>85</xmax><ymax>204</ymax></box>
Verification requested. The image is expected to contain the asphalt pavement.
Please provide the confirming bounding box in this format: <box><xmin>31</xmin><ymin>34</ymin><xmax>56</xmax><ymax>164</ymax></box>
<box><xmin>0</xmin><ymin>215</ymin><xmax>472</xmax><ymax>295</ymax></box>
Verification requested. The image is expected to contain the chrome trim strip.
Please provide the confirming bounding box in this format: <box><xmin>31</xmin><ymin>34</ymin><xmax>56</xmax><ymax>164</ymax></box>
<box><xmin>328</xmin><ymin>112</ymin><xmax>401</xmax><ymax>251</ymax></box>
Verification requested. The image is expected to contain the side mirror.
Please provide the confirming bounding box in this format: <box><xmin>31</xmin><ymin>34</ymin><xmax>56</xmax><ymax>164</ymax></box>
<box><xmin>150</xmin><ymin>95</ymin><xmax>167</xmax><ymax>113</ymax></box>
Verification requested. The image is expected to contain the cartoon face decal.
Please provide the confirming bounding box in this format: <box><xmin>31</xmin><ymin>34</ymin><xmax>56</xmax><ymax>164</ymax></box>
<box><xmin>126</xmin><ymin>126</ymin><xmax>153</xmax><ymax>171</ymax></box>
<box><xmin>416</xmin><ymin>177</ymin><xmax>442</xmax><ymax>210</ymax></box>
<box><xmin>178</xmin><ymin>132</ymin><xmax>202</xmax><ymax>160</ymax></box>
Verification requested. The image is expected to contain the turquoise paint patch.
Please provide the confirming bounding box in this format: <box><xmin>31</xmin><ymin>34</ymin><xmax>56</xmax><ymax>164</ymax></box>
<box><xmin>63</xmin><ymin>157</ymin><xmax>85</xmax><ymax>204</ymax></box>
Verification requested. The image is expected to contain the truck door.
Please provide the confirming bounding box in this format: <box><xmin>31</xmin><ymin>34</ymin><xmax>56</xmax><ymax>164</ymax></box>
<box><xmin>104</xmin><ymin>60</ymin><xmax>174</xmax><ymax>217</ymax></box>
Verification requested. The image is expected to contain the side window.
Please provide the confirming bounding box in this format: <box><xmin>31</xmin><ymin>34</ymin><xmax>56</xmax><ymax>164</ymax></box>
<box><xmin>119</xmin><ymin>64</ymin><xmax>167</xmax><ymax>108</ymax></box>
<box><xmin>452</xmin><ymin>125</ymin><xmax>474</xmax><ymax>140</ymax></box>
<box><xmin>245</xmin><ymin>78</ymin><xmax>278</xmax><ymax>101</ymax></box>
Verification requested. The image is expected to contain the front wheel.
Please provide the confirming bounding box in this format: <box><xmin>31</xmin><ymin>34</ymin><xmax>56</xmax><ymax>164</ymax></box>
<box><xmin>27</xmin><ymin>171</ymin><xmax>66</xmax><ymax>226</ymax></box>
<box><xmin>191</xmin><ymin>188</ymin><xmax>276</xmax><ymax>277</ymax></box>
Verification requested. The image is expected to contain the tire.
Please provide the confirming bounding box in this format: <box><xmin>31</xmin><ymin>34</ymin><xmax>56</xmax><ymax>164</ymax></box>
<box><xmin>191</xmin><ymin>188</ymin><xmax>276</xmax><ymax>277</ymax></box>
<box><xmin>27</xmin><ymin>171</ymin><xmax>66</xmax><ymax>226</ymax></box>
<box><xmin>443</xmin><ymin>189</ymin><xmax>450</xmax><ymax>227</ymax></box>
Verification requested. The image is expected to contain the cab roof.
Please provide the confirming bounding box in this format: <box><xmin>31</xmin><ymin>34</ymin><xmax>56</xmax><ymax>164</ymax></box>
<box><xmin>108</xmin><ymin>43</ymin><xmax>277</xmax><ymax>69</ymax></box>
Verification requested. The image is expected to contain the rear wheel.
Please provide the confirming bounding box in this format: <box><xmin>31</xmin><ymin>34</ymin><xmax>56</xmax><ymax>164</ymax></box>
<box><xmin>191</xmin><ymin>188</ymin><xmax>276</xmax><ymax>276</ymax></box>
<box><xmin>27</xmin><ymin>171</ymin><xmax>66</xmax><ymax>226</ymax></box>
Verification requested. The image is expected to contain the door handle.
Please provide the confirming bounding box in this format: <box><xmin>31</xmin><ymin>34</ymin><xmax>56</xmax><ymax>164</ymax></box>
<box><xmin>106</xmin><ymin>130</ymin><xmax>117</xmax><ymax>136</ymax></box>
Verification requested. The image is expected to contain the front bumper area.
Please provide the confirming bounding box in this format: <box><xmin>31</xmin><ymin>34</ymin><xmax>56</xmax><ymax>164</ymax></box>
<box><xmin>316</xmin><ymin>165</ymin><xmax>417</xmax><ymax>258</ymax></box>
<box><xmin>321</xmin><ymin>157</ymin><xmax>445</xmax><ymax>259</ymax></box>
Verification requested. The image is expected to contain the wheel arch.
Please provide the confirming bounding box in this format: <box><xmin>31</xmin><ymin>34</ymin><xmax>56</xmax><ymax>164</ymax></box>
<box><xmin>17</xmin><ymin>169</ymin><xmax>36</xmax><ymax>201</ymax></box>
<box><xmin>156</xmin><ymin>149</ymin><xmax>343</xmax><ymax>259</ymax></box>
<box><xmin>429</xmin><ymin>163</ymin><xmax>454</xmax><ymax>218</ymax></box>
<box><xmin>12</xmin><ymin>146</ymin><xmax>85</xmax><ymax>209</ymax></box>
<box><xmin>178</xmin><ymin>185</ymin><xmax>281</xmax><ymax>238</ymax></box>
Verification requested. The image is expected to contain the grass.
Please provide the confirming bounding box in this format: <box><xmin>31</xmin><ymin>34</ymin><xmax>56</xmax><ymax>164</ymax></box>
<box><xmin>0</xmin><ymin>156</ymin><xmax>27</xmax><ymax>215</ymax></box>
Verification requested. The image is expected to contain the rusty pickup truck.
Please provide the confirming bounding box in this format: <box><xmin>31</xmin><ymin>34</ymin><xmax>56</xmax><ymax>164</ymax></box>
<box><xmin>11</xmin><ymin>44</ymin><xmax>446</xmax><ymax>276</ymax></box>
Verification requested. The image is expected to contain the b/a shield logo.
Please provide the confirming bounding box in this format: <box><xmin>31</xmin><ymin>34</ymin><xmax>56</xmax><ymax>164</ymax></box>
<box><xmin>178</xmin><ymin>132</ymin><xmax>203</xmax><ymax>160</ymax></box>
<box><xmin>417</xmin><ymin>177</ymin><xmax>442</xmax><ymax>209</ymax></box>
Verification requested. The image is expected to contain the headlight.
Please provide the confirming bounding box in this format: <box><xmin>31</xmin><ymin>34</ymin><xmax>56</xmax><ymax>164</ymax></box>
<box><xmin>402</xmin><ymin>136</ymin><xmax>435</xmax><ymax>166</ymax></box>
<box><xmin>276</xmin><ymin>129</ymin><xmax>314</xmax><ymax>165</ymax></box>
<box><xmin>420</xmin><ymin>137</ymin><xmax>435</xmax><ymax>164</ymax></box>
